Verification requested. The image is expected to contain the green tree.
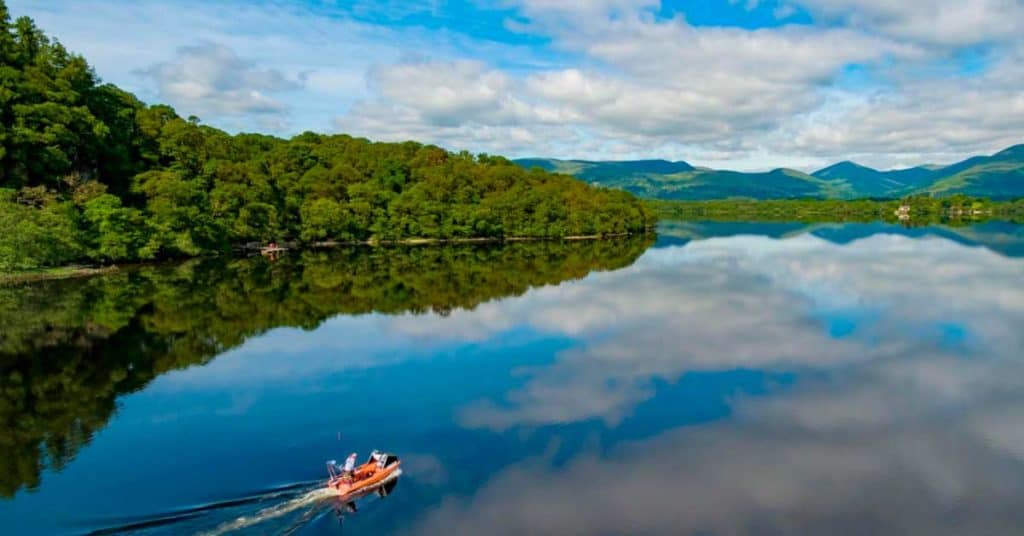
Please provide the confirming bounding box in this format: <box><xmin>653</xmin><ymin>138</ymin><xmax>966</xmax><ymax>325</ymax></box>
<box><xmin>82</xmin><ymin>193</ymin><xmax>144</xmax><ymax>261</ymax></box>
<box><xmin>0</xmin><ymin>189</ymin><xmax>83</xmax><ymax>270</ymax></box>
<box><xmin>0</xmin><ymin>0</ymin><xmax>652</xmax><ymax>272</ymax></box>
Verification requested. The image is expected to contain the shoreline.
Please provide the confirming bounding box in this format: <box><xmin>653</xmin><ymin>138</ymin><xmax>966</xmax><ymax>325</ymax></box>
<box><xmin>1</xmin><ymin>232</ymin><xmax>648</xmax><ymax>284</ymax></box>
<box><xmin>0</xmin><ymin>265</ymin><xmax>121</xmax><ymax>285</ymax></box>
<box><xmin>307</xmin><ymin>232</ymin><xmax>636</xmax><ymax>248</ymax></box>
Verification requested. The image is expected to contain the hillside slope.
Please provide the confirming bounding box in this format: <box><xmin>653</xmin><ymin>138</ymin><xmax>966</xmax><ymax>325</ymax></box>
<box><xmin>516</xmin><ymin>145</ymin><xmax>1024</xmax><ymax>200</ymax></box>
<box><xmin>922</xmin><ymin>145</ymin><xmax>1024</xmax><ymax>199</ymax></box>
<box><xmin>0</xmin><ymin>2</ymin><xmax>652</xmax><ymax>272</ymax></box>
<box><xmin>516</xmin><ymin>159</ymin><xmax>845</xmax><ymax>200</ymax></box>
<box><xmin>811</xmin><ymin>161</ymin><xmax>937</xmax><ymax>197</ymax></box>
<box><xmin>516</xmin><ymin>159</ymin><xmax>695</xmax><ymax>182</ymax></box>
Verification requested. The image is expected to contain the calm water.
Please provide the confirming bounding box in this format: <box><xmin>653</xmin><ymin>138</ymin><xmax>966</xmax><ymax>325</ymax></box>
<box><xmin>3</xmin><ymin>222</ymin><xmax>1024</xmax><ymax>535</ymax></box>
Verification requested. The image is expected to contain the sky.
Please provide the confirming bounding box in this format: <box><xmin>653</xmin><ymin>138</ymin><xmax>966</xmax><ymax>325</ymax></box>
<box><xmin>10</xmin><ymin>0</ymin><xmax>1024</xmax><ymax>171</ymax></box>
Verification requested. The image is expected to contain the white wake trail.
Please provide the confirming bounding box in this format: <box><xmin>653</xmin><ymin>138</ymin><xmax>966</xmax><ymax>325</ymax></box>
<box><xmin>199</xmin><ymin>487</ymin><xmax>338</xmax><ymax>536</ymax></box>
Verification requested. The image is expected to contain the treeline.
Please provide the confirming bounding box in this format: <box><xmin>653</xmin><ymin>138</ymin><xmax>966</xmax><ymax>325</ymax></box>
<box><xmin>0</xmin><ymin>236</ymin><xmax>651</xmax><ymax>497</ymax></box>
<box><xmin>649</xmin><ymin>196</ymin><xmax>1024</xmax><ymax>224</ymax></box>
<box><xmin>0</xmin><ymin>2</ymin><xmax>651</xmax><ymax>272</ymax></box>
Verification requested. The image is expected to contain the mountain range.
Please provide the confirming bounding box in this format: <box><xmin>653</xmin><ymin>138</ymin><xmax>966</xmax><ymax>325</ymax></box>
<box><xmin>515</xmin><ymin>144</ymin><xmax>1024</xmax><ymax>200</ymax></box>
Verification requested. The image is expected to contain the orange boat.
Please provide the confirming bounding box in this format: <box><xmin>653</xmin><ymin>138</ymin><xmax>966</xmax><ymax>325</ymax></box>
<box><xmin>326</xmin><ymin>453</ymin><xmax>402</xmax><ymax>500</ymax></box>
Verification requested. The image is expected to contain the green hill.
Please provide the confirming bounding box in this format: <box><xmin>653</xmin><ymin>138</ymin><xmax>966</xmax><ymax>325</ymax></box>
<box><xmin>922</xmin><ymin>145</ymin><xmax>1024</xmax><ymax>199</ymax></box>
<box><xmin>0</xmin><ymin>1</ymin><xmax>651</xmax><ymax>272</ymax></box>
<box><xmin>811</xmin><ymin>161</ymin><xmax>937</xmax><ymax>197</ymax></box>
<box><xmin>516</xmin><ymin>159</ymin><xmax>846</xmax><ymax>200</ymax></box>
<box><xmin>516</xmin><ymin>145</ymin><xmax>1024</xmax><ymax>200</ymax></box>
<box><xmin>515</xmin><ymin>158</ymin><xmax>695</xmax><ymax>182</ymax></box>
<box><xmin>812</xmin><ymin>145</ymin><xmax>1024</xmax><ymax>199</ymax></box>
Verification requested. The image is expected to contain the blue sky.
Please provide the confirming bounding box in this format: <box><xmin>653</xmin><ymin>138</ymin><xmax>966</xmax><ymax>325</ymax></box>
<box><xmin>10</xmin><ymin>0</ymin><xmax>1024</xmax><ymax>170</ymax></box>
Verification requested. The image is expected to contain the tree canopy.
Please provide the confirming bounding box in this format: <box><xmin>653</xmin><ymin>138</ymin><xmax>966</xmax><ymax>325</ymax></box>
<box><xmin>0</xmin><ymin>1</ymin><xmax>651</xmax><ymax>272</ymax></box>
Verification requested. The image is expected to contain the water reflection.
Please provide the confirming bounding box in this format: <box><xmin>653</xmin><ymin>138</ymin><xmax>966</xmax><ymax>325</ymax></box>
<box><xmin>407</xmin><ymin>230</ymin><xmax>1024</xmax><ymax>535</ymax></box>
<box><xmin>384</xmin><ymin>233</ymin><xmax>1021</xmax><ymax>433</ymax></box>
<box><xmin>3</xmin><ymin>223</ymin><xmax>1024</xmax><ymax>535</ymax></box>
<box><xmin>0</xmin><ymin>237</ymin><xmax>651</xmax><ymax>499</ymax></box>
<box><xmin>657</xmin><ymin>219</ymin><xmax>1024</xmax><ymax>257</ymax></box>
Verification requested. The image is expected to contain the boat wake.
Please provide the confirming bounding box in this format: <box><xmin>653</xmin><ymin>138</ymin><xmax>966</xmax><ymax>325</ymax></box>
<box><xmin>86</xmin><ymin>469</ymin><xmax>403</xmax><ymax>535</ymax></box>
<box><xmin>86</xmin><ymin>480</ymin><xmax>340</xmax><ymax>535</ymax></box>
<box><xmin>199</xmin><ymin>486</ymin><xmax>339</xmax><ymax>536</ymax></box>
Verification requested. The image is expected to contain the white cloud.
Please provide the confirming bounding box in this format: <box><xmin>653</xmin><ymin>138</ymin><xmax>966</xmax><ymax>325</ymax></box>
<box><xmin>9</xmin><ymin>0</ymin><xmax>409</xmax><ymax>133</ymax></box>
<box><xmin>141</xmin><ymin>43</ymin><xmax>299</xmax><ymax>117</ymax></box>
<box><xmin>330</xmin><ymin>0</ymin><xmax>1024</xmax><ymax>168</ymax></box>
<box><xmin>778</xmin><ymin>42</ymin><xmax>1024</xmax><ymax>168</ymax></box>
<box><xmin>9</xmin><ymin>0</ymin><xmax>1024</xmax><ymax>168</ymax></box>
<box><xmin>796</xmin><ymin>0</ymin><xmax>1024</xmax><ymax>46</ymax></box>
<box><xmin>368</xmin><ymin>60</ymin><xmax>530</xmax><ymax>127</ymax></box>
<box><xmin>337</xmin><ymin>0</ymin><xmax>1024</xmax><ymax>167</ymax></box>
<box><xmin>338</xmin><ymin>7</ymin><xmax>919</xmax><ymax>163</ymax></box>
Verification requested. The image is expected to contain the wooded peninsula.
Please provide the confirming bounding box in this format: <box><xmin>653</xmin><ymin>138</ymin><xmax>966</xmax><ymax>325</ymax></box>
<box><xmin>0</xmin><ymin>2</ymin><xmax>651</xmax><ymax>273</ymax></box>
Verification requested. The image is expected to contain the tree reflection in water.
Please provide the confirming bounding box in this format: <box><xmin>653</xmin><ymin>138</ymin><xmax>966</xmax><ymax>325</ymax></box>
<box><xmin>0</xmin><ymin>236</ymin><xmax>652</xmax><ymax>498</ymax></box>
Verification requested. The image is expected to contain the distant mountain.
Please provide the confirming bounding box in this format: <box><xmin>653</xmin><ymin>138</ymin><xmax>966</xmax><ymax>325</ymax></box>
<box><xmin>920</xmin><ymin>144</ymin><xmax>1024</xmax><ymax>199</ymax></box>
<box><xmin>515</xmin><ymin>144</ymin><xmax>1024</xmax><ymax>200</ymax></box>
<box><xmin>515</xmin><ymin>159</ymin><xmax>695</xmax><ymax>181</ymax></box>
<box><xmin>811</xmin><ymin>161</ymin><xmax>937</xmax><ymax>197</ymax></box>
<box><xmin>517</xmin><ymin>158</ymin><xmax>845</xmax><ymax>200</ymax></box>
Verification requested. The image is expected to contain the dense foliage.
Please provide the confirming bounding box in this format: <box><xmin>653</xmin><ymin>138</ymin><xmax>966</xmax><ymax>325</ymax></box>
<box><xmin>0</xmin><ymin>2</ymin><xmax>650</xmax><ymax>272</ymax></box>
<box><xmin>649</xmin><ymin>196</ymin><xmax>1024</xmax><ymax>224</ymax></box>
<box><xmin>0</xmin><ymin>236</ymin><xmax>651</xmax><ymax>497</ymax></box>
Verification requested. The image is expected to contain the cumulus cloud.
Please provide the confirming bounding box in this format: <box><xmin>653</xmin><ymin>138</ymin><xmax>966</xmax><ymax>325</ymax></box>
<box><xmin>779</xmin><ymin>42</ymin><xmax>1024</xmax><ymax>167</ymax></box>
<box><xmin>141</xmin><ymin>43</ymin><xmax>299</xmax><ymax>119</ymax></box>
<box><xmin>331</xmin><ymin>0</ymin><xmax>1024</xmax><ymax>168</ymax></box>
<box><xmin>367</xmin><ymin>59</ymin><xmax>544</xmax><ymax>127</ymax></box>
<box><xmin>796</xmin><ymin>0</ymin><xmax>1024</xmax><ymax>46</ymax></box>
<box><xmin>337</xmin><ymin>58</ymin><xmax>584</xmax><ymax>155</ymax></box>
<box><xmin>335</xmin><ymin>0</ymin><xmax>1024</xmax><ymax>167</ymax></box>
<box><xmin>339</xmin><ymin>7</ymin><xmax>919</xmax><ymax>163</ymax></box>
<box><xmin>16</xmin><ymin>0</ymin><xmax>1024</xmax><ymax>168</ymax></box>
<box><xmin>13</xmin><ymin>0</ymin><xmax>410</xmax><ymax>132</ymax></box>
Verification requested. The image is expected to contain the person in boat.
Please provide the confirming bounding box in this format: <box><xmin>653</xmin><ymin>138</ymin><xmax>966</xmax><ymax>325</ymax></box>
<box><xmin>370</xmin><ymin>450</ymin><xmax>383</xmax><ymax>468</ymax></box>
<box><xmin>341</xmin><ymin>452</ymin><xmax>358</xmax><ymax>481</ymax></box>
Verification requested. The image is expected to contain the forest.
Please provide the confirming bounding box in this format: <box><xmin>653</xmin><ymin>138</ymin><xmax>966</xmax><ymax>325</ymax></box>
<box><xmin>649</xmin><ymin>196</ymin><xmax>1024</xmax><ymax>224</ymax></box>
<box><xmin>0</xmin><ymin>2</ymin><xmax>651</xmax><ymax>272</ymax></box>
<box><xmin>0</xmin><ymin>236</ymin><xmax>651</xmax><ymax>497</ymax></box>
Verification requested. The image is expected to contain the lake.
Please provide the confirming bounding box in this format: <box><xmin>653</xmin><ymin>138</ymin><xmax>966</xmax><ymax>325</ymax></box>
<box><xmin>3</xmin><ymin>221</ymin><xmax>1024</xmax><ymax>535</ymax></box>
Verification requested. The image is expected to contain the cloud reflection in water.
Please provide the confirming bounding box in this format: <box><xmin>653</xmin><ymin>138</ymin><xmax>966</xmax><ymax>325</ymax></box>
<box><xmin>394</xmin><ymin>232</ymin><xmax>1024</xmax><ymax>535</ymax></box>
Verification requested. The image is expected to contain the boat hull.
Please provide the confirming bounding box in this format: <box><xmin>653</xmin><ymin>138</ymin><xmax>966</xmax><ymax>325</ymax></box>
<box><xmin>328</xmin><ymin>461</ymin><xmax>402</xmax><ymax>500</ymax></box>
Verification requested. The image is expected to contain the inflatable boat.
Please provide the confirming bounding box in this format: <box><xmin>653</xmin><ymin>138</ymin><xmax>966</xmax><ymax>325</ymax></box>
<box><xmin>326</xmin><ymin>453</ymin><xmax>401</xmax><ymax>499</ymax></box>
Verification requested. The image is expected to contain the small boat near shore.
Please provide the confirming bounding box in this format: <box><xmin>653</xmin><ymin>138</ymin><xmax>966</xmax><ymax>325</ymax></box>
<box><xmin>260</xmin><ymin>242</ymin><xmax>288</xmax><ymax>257</ymax></box>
